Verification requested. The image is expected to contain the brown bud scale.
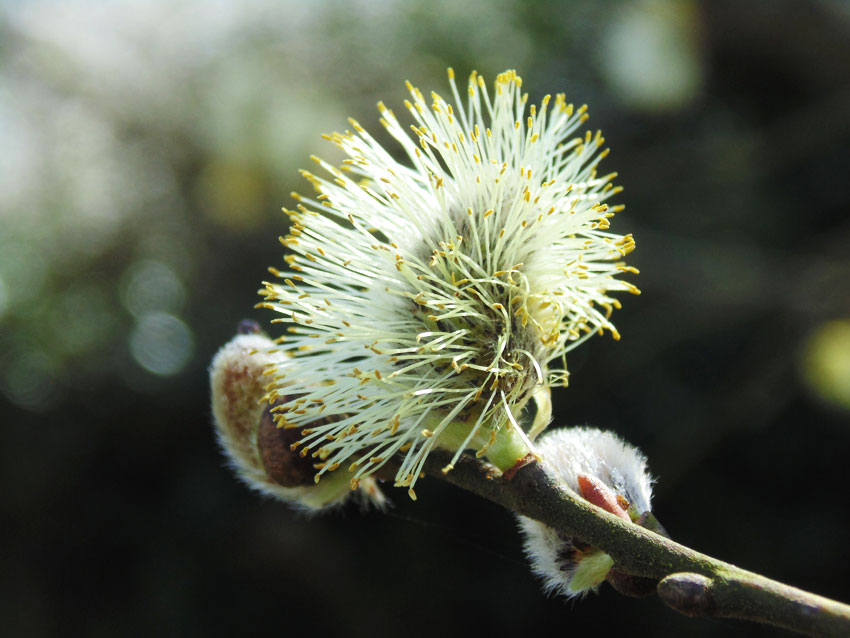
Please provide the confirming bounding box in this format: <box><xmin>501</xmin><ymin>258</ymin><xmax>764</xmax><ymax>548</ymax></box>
<box><xmin>257</xmin><ymin>405</ymin><xmax>318</xmax><ymax>487</ymax></box>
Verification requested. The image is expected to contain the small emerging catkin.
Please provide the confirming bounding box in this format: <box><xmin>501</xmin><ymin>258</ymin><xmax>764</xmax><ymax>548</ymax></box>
<box><xmin>517</xmin><ymin>427</ymin><xmax>656</xmax><ymax>597</ymax></box>
<box><xmin>209</xmin><ymin>321</ymin><xmax>385</xmax><ymax>512</ymax></box>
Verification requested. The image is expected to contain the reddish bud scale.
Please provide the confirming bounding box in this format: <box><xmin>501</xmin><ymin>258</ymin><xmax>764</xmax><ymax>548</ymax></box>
<box><xmin>577</xmin><ymin>473</ymin><xmax>631</xmax><ymax>521</ymax></box>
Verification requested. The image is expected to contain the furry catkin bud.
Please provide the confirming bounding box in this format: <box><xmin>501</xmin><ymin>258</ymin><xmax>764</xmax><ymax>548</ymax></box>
<box><xmin>517</xmin><ymin>427</ymin><xmax>657</xmax><ymax>598</ymax></box>
<box><xmin>210</xmin><ymin>325</ymin><xmax>385</xmax><ymax>512</ymax></box>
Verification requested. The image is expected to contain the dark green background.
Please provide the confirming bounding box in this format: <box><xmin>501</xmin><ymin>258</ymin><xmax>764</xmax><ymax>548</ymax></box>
<box><xmin>2</xmin><ymin>1</ymin><xmax>849</xmax><ymax>636</ymax></box>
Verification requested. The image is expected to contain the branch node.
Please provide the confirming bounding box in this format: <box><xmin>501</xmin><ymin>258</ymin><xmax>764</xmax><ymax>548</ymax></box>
<box><xmin>606</xmin><ymin>568</ymin><xmax>658</xmax><ymax>598</ymax></box>
<box><xmin>502</xmin><ymin>452</ymin><xmax>537</xmax><ymax>481</ymax></box>
<box><xmin>657</xmin><ymin>572</ymin><xmax>716</xmax><ymax>617</ymax></box>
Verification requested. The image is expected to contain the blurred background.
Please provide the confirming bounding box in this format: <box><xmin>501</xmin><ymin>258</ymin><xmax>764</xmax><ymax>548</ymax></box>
<box><xmin>2</xmin><ymin>0</ymin><xmax>850</xmax><ymax>636</ymax></box>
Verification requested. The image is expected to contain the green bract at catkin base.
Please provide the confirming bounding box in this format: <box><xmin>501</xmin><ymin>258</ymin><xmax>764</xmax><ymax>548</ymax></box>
<box><xmin>257</xmin><ymin>68</ymin><xmax>638</xmax><ymax>499</ymax></box>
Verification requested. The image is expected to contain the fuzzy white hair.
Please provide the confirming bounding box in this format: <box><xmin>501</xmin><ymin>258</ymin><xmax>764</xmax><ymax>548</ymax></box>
<box><xmin>536</xmin><ymin>426</ymin><xmax>653</xmax><ymax>514</ymax></box>
<box><xmin>517</xmin><ymin>427</ymin><xmax>653</xmax><ymax>598</ymax></box>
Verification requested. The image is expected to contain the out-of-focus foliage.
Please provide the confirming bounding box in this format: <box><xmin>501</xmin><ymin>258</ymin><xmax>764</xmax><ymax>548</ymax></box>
<box><xmin>600</xmin><ymin>0</ymin><xmax>703</xmax><ymax>112</ymax></box>
<box><xmin>2</xmin><ymin>1</ymin><xmax>849</xmax><ymax>637</ymax></box>
<box><xmin>803</xmin><ymin>320</ymin><xmax>850</xmax><ymax>411</ymax></box>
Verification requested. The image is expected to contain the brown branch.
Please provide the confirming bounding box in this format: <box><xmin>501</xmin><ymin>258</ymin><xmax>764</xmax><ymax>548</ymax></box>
<box><xmin>420</xmin><ymin>452</ymin><xmax>850</xmax><ymax>638</ymax></box>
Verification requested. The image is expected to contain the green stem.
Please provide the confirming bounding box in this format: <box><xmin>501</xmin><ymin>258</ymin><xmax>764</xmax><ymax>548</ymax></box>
<box><xmin>432</xmin><ymin>413</ymin><xmax>530</xmax><ymax>472</ymax></box>
<box><xmin>482</xmin><ymin>423</ymin><xmax>530</xmax><ymax>471</ymax></box>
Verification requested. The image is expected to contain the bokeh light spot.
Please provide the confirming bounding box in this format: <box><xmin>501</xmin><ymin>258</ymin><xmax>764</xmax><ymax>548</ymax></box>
<box><xmin>600</xmin><ymin>0</ymin><xmax>702</xmax><ymax>113</ymax></box>
<box><xmin>50</xmin><ymin>282</ymin><xmax>116</xmax><ymax>356</ymax></box>
<box><xmin>129</xmin><ymin>312</ymin><xmax>194</xmax><ymax>376</ymax></box>
<box><xmin>1</xmin><ymin>348</ymin><xmax>58</xmax><ymax>412</ymax></box>
<box><xmin>121</xmin><ymin>260</ymin><xmax>186</xmax><ymax>317</ymax></box>
<box><xmin>802</xmin><ymin>320</ymin><xmax>850</xmax><ymax>413</ymax></box>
